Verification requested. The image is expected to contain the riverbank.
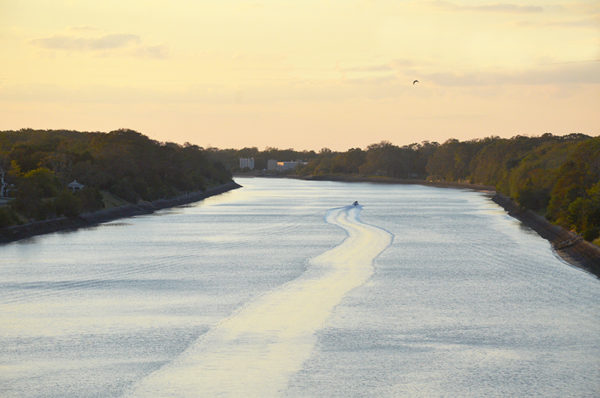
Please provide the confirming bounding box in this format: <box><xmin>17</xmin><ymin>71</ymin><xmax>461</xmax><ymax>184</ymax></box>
<box><xmin>492</xmin><ymin>193</ymin><xmax>599</xmax><ymax>277</ymax></box>
<box><xmin>289</xmin><ymin>174</ymin><xmax>599</xmax><ymax>277</ymax></box>
<box><xmin>0</xmin><ymin>181</ymin><xmax>241</xmax><ymax>244</ymax></box>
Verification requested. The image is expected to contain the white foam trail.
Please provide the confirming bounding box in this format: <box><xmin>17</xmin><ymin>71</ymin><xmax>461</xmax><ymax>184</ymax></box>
<box><xmin>124</xmin><ymin>205</ymin><xmax>392</xmax><ymax>397</ymax></box>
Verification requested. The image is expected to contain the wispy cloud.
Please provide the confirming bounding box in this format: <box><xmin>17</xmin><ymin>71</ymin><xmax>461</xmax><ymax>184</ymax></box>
<box><xmin>424</xmin><ymin>61</ymin><xmax>600</xmax><ymax>86</ymax></box>
<box><xmin>391</xmin><ymin>59</ymin><xmax>415</xmax><ymax>67</ymax></box>
<box><xmin>431</xmin><ymin>1</ymin><xmax>543</xmax><ymax>14</ymax></box>
<box><xmin>134</xmin><ymin>44</ymin><xmax>169</xmax><ymax>59</ymax></box>
<box><xmin>346</xmin><ymin>74</ymin><xmax>397</xmax><ymax>85</ymax></box>
<box><xmin>30</xmin><ymin>31</ymin><xmax>168</xmax><ymax>59</ymax></box>
<box><xmin>341</xmin><ymin>59</ymin><xmax>415</xmax><ymax>74</ymax></box>
<box><xmin>31</xmin><ymin>33</ymin><xmax>141</xmax><ymax>51</ymax></box>
<box><xmin>67</xmin><ymin>26</ymin><xmax>99</xmax><ymax>33</ymax></box>
<box><xmin>341</xmin><ymin>64</ymin><xmax>393</xmax><ymax>73</ymax></box>
<box><xmin>516</xmin><ymin>17</ymin><xmax>600</xmax><ymax>28</ymax></box>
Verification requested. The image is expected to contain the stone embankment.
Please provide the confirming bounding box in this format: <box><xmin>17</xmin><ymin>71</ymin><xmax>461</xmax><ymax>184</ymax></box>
<box><xmin>492</xmin><ymin>193</ymin><xmax>600</xmax><ymax>277</ymax></box>
<box><xmin>0</xmin><ymin>181</ymin><xmax>241</xmax><ymax>244</ymax></box>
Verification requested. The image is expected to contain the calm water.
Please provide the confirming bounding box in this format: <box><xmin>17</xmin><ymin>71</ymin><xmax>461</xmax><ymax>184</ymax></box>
<box><xmin>1</xmin><ymin>177</ymin><xmax>598</xmax><ymax>397</ymax></box>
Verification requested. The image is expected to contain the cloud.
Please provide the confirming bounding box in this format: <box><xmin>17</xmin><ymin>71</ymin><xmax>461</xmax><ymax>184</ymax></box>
<box><xmin>346</xmin><ymin>74</ymin><xmax>397</xmax><ymax>85</ymax></box>
<box><xmin>516</xmin><ymin>18</ymin><xmax>600</xmax><ymax>28</ymax></box>
<box><xmin>341</xmin><ymin>64</ymin><xmax>393</xmax><ymax>73</ymax></box>
<box><xmin>423</xmin><ymin>61</ymin><xmax>600</xmax><ymax>86</ymax></box>
<box><xmin>31</xmin><ymin>33</ymin><xmax>141</xmax><ymax>51</ymax></box>
<box><xmin>341</xmin><ymin>59</ymin><xmax>416</xmax><ymax>73</ymax></box>
<box><xmin>134</xmin><ymin>44</ymin><xmax>169</xmax><ymax>59</ymax></box>
<box><xmin>391</xmin><ymin>59</ymin><xmax>414</xmax><ymax>67</ymax></box>
<box><xmin>67</xmin><ymin>26</ymin><xmax>99</xmax><ymax>33</ymax></box>
<box><xmin>432</xmin><ymin>1</ymin><xmax>543</xmax><ymax>13</ymax></box>
<box><xmin>30</xmin><ymin>31</ymin><xmax>169</xmax><ymax>59</ymax></box>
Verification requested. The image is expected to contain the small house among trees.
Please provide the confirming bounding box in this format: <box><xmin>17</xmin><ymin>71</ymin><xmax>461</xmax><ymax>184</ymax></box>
<box><xmin>68</xmin><ymin>180</ymin><xmax>84</xmax><ymax>192</ymax></box>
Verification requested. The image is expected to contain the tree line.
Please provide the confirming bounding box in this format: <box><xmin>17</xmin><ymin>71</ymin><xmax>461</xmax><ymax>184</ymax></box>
<box><xmin>210</xmin><ymin>133</ymin><xmax>599</xmax><ymax>244</ymax></box>
<box><xmin>0</xmin><ymin>129</ymin><xmax>231</xmax><ymax>227</ymax></box>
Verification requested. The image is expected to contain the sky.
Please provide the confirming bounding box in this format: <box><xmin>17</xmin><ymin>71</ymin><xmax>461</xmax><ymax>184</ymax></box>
<box><xmin>1</xmin><ymin>1</ymin><xmax>599</xmax><ymax>150</ymax></box>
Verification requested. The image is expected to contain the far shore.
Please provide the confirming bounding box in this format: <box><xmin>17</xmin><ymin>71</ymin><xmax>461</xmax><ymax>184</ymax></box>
<box><xmin>0</xmin><ymin>181</ymin><xmax>241</xmax><ymax>244</ymax></box>
<box><xmin>234</xmin><ymin>172</ymin><xmax>497</xmax><ymax>191</ymax></box>
<box><xmin>236</xmin><ymin>173</ymin><xmax>600</xmax><ymax>278</ymax></box>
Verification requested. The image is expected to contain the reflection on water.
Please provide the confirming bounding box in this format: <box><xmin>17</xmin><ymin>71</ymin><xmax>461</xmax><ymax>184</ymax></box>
<box><xmin>1</xmin><ymin>178</ymin><xmax>598</xmax><ymax>397</ymax></box>
<box><xmin>125</xmin><ymin>205</ymin><xmax>391</xmax><ymax>397</ymax></box>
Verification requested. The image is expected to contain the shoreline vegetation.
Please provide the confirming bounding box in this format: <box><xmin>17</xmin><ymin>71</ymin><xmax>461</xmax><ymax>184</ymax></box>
<box><xmin>491</xmin><ymin>192</ymin><xmax>600</xmax><ymax>277</ymax></box>
<box><xmin>0</xmin><ymin>129</ymin><xmax>235</xmax><ymax>241</ymax></box>
<box><xmin>0</xmin><ymin>182</ymin><xmax>241</xmax><ymax>244</ymax></box>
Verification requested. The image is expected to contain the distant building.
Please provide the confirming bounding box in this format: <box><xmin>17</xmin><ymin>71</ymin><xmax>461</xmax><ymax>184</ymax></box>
<box><xmin>267</xmin><ymin>160</ymin><xmax>308</xmax><ymax>171</ymax></box>
<box><xmin>239</xmin><ymin>157</ymin><xmax>255</xmax><ymax>170</ymax></box>
<box><xmin>276</xmin><ymin>161</ymin><xmax>300</xmax><ymax>171</ymax></box>
<box><xmin>68</xmin><ymin>180</ymin><xmax>84</xmax><ymax>192</ymax></box>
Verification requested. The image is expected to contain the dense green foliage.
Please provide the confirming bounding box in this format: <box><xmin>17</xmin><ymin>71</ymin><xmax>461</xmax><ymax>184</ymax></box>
<box><xmin>0</xmin><ymin>129</ymin><xmax>231</xmax><ymax>227</ymax></box>
<box><xmin>423</xmin><ymin>134</ymin><xmax>600</xmax><ymax>241</ymax></box>
<box><xmin>212</xmin><ymin>134</ymin><xmax>599</xmax><ymax>242</ymax></box>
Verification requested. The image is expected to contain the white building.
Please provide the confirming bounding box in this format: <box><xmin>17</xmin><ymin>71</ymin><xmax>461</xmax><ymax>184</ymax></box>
<box><xmin>239</xmin><ymin>157</ymin><xmax>255</xmax><ymax>170</ymax></box>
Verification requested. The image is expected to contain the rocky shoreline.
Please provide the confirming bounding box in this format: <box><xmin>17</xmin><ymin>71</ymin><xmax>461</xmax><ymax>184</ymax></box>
<box><xmin>491</xmin><ymin>193</ymin><xmax>600</xmax><ymax>277</ymax></box>
<box><xmin>0</xmin><ymin>181</ymin><xmax>241</xmax><ymax>244</ymax></box>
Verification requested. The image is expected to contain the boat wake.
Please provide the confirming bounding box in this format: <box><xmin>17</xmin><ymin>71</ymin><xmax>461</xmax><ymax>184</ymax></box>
<box><xmin>124</xmin><ymin>205</ymin><xmax>392</xmax><ymax>397</ymax></box>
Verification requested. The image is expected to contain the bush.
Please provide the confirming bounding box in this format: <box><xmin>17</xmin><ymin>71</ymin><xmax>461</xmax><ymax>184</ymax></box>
<box><xmin>110</xmin><ymin>179</ymin><xmax>139</xmax><ymax>203</ymax></box>
<box><xmin>76</xmin><ymin>187</ymin><xmax>104</xmax><ymax>212</ymax></box>
<box><xmin>53</xmin><ymin>190</ymin><xmax>81</xmax><ymax>217</ymax></box>
<box><xmin>517</xmin><ymin>188</ymin><xmax>550</xmax><ymax>211</ymax></box>
<box><xmin>583</xmin><ymin>227</ymin><xmax>599</xmax><ymax>242</ymax></box>
<box><xmin>0</xmin><ymin>206</ymin><xmax>18</xmax><ymax>228</ymax></box>
<box><xmin>33</xmin><ymin>200</ymin><xmax>55</xmax><ymax>221</ymax></box>
<box><xmin>22</xmin><ymin>167</ymin><xmax>60</xmax><ymax>197</ymax></box>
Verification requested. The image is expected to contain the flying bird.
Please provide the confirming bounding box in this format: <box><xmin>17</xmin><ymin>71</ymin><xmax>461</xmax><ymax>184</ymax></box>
<box><xmin>413</xmin><ymin>79</ymin><xmax>419</xmax><ymax>85</ymax></box>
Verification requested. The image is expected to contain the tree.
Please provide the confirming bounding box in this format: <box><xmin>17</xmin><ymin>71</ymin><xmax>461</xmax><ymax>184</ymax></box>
<box><xmin>53</xmin><ymin>190</ymin><xmax>81</xmax><ymax>217</ymax></box>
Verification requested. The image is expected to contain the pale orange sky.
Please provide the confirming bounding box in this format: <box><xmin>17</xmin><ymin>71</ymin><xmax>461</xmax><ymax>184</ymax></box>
<box><xmin>1</xmin><ymin>0</ymin><xmax>599</xmax><ymax>150</ymax></box>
